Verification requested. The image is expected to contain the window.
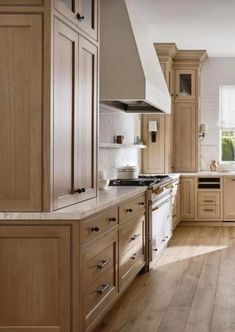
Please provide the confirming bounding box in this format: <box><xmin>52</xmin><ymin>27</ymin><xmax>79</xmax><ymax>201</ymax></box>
<box><xmin>220</xmin><ymin>85</ymin><xmax>235</xmax><ymax>162</ymax></box>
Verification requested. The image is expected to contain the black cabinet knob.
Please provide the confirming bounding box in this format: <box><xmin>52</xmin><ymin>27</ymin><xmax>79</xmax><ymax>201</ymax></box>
<box><xmin>74</xmin><ymin>188</ymin><xmax>82</xmax><ymax>194</ymax></box>
<box><xmin>109</xmin><ymin>217</ymin><xmax>116</xmax><ymax>222</ymax></box>
<box><xmin>127</xmin><ymin>208</ymin><xmax>133</xmax><ymax>213</ymax></box>
<box><xmin>77</xmin><ymin>12</ymin><xmax>85</xmax><ymax>21</ymax></box>
<box><xmin>139</xmin><ymin>202</ymin><xmax>145</xmax><ymax>206</ymax></box>
<box><xmin>91</xmin><ymin>227</ymin><xmax>99</xmax><ymax>232</ymax></box>
<box><xmin>81</xmin><ymin>188</ymin><xmax>86</xmax><ymax>193</ymax></box>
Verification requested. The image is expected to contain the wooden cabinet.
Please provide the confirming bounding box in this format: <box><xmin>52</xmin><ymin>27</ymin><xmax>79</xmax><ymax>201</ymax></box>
<box><xmin>180</xmin><ymin>177</ymin><xmax>195</xmax><ymax>220</ymax></box>
<box><xmin>0</xmin><ymin>14</ymin><xmax>42</xmax><ymax>211</ymax></box>
<box><xmin>172</xmin><ymin>179</ymin><xmax>180</xmax><ymax>229</ymax></box>
<box><xmin>0</xmin><ymin>225</ymin><xmax>71</xmax><ymax>331</ymax></box>
<box><xmin>80</xmin><ymin>231</ymin><xmax>118</xmax><ymax>331</ymax></box>
<box><xmin>0</xmin><ymin>0</ymin><xmax>42</xmax><ymax>4</ymax></box>
<box><xmin>119</xmin><ymin>210</ymin><xmax>145</xmax><ymax>291</ymax></box>
<box><xmin>174</xmin><ymin>69</ymin><xmax>196</xmax><ymax>101</ymax></box>
<box><xmin>173</xmin><ymin>103</ymin><xmax>197</xmax><ymax>172</ymax></box>
<box><xmin>54</xmin><ymin>0</ymin><xmax>98</xmax><ymax>40</ymax></box>
<box><xmin>223</xmin><ymin>177</ymin><xmax>235</xmax><ymax>219</ymax></box>
<box><xmin>53</xmin><ymin>19</ymin><xmax>97</xmax><ymax>210</ymax></box>
<box><xmin>119</xmin><ymin>194</ymin><xmax>146</xmax><ymax>223</ymax></box>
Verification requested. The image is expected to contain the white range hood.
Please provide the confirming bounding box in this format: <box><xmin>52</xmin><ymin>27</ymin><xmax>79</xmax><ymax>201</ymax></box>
<box><xmin>100</xmin><ymin>0</ymin><xmax>171</xmax><ymax>114</ymax></box>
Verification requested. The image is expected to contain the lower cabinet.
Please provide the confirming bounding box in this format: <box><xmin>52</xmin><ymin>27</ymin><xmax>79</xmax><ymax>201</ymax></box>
<box><xmin>80</xmin><ymin>231</ymin><xmax>118</xmax><ymax>331</ymax></box>
<box><xmin>223</xmin><ymin>177</ymin><xmax>235</xmax><ymax>219</ymax></box>
<box><xmin>180</xmin><ymin>177</ymin><xmax>195</xmax><ymax>220</ymax></box>
<box><xmin>0</xmin><ymin>225</ymin><xmax>71</xmax><ymax>331</ymax></box>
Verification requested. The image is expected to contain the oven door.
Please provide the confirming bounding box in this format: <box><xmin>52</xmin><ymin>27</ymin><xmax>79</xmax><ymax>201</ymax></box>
<box><xmin>149</xmin><ymin>194</ymin><xmax>172</xmax><ymax>263</ymax></box>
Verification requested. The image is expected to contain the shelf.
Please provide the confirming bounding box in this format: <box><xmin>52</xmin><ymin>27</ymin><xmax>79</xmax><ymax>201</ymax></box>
<box><xmin>99</xmin><ymin>143</ymin><xmax>146</xmax><ymax>149</ymax></box>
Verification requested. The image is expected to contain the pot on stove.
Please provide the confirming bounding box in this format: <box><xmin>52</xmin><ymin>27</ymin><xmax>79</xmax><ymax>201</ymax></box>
<box><xmin>116</xmin><ymin>165</ymin><xmax>139</xmax><ymax>179</ymax></box>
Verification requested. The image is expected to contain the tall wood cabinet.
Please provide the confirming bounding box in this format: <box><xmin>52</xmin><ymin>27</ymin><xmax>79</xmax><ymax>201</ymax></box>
<box><xmin>172</xmin><ymin>51</ymin><xmax>207</xmax><ymax>172</ymax></box>
<box><xmin>0</xmin><ymin>1</ymin><xmax>99</xmax><ymax>212</ymax></box>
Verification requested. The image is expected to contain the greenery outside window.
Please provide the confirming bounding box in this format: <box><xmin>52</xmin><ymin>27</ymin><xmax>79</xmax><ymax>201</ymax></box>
<box><xmin>220</xmin><ymin>85</ymin><xmax>235</xmax><ymax>162</ymax></box>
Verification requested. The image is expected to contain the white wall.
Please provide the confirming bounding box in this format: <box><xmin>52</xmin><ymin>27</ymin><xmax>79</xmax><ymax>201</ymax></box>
<box><xmin>99</xmin><ymin>106</ymin><xmax>142</xmax><ymax>179</ymax></box>
<box><xmin>200</xmin><ymin>57</ymin><xmax>235</xmax><ymax>170</ymax></box>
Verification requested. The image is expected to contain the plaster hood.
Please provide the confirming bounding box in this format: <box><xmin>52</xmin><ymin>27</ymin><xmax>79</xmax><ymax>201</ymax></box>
<box><xmin>100</xmin><ymin>0</ymin><xmax>171</xmax><ymax>114</ymax></box>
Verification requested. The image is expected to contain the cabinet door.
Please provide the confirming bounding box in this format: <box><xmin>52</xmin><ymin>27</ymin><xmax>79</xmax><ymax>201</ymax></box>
<box><xmin>174</xmin><ymin>69</ymin><xmax>196</xmax><ymax>101</ymax></box>
<box><xmin>223</xmin><ymin>177</ymin><xmax>235</xmax><ymax>219</ymax></box>
<box><xmin>0</xmin><ymin>15</ymin><xmax>42</xmax><ymax>211</ymax></box>
<box><xmin>53</xmin><ymin>19</ymin><xmax>79</xmax><ymax>210</ymax></box>
<box><xmin>173</xmin><ymin>103</ymin><xmax>197</xmax><ymax>172</ymax></box>
<box><xmin>74</xmin><ymin>36</ymin><xmax>97</xmax><ymax>202</ymax></box>
<box><xmin>180</xmin><ymin>177</ymin><xmax>195</xmax><ymax>220</ymax></box>
<box><xmin>0</xmin><ymin>225</ymin><xmax>71</xmax><ymax>331</ymax></box>
<box><xmin>55</xmin><ymin>0</ymin><xmax>98</xmax><ymax>40</ymax></box>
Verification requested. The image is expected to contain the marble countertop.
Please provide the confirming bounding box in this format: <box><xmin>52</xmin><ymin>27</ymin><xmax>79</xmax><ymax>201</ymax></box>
<box><xmin>179</xmin><ymin>171</ymin><xmax>235</xmax><ymax>177</ymax></box>
<box><xmin>0</xmin><ymin>186</ymin><xmax>147</xmax><ymax>221</ymax></box>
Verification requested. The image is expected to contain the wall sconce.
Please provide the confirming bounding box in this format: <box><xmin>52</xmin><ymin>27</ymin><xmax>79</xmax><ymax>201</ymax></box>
<box><xmin>148</xmin><ymin>121</ymin><xmax>158</xmax><ymax>142</ymax></box>
<box><xmin>199</xmin><ymin>124</ymin><xmax>208</xmax><ymax>141</ymax></box>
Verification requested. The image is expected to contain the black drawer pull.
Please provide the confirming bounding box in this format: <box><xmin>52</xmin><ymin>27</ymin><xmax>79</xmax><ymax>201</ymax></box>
<box><xmin>91</xmin><ymin>227</ymin><xmax>99</xmax><ymax>232</ymax></box>
<box><xmin>74</xmin><ymin>188</ymin><xmax>86</xmax><ymax>194</ymax></box>
<box><xmin>204</xmin><ymin>200</ymin><xmax>214</xmax><ymax>203</ymax></box>
<box><xmin>77</xmin><ymin>12</ymin><xmax>85</xmax><ymax>21</ymax></box>
<box><xmin>131</xmin><ymin>234</ymin><xmax>140</xmax><ymax>241</ymax></box>
<box><xmin>127</xmin><ymin>208</ymin><xmax>133</xmax><ymax>213</ymax></box>
<box><xmin>131</xmin><ymin>253</ymin><xmax>138</xmax><ymax>260</ymax></box>
<box><xmin>97</xmin><ymin>283</ymin><xmax>111</xmax><ymax>295</ymax></box>
<box><xmin>139</xmin><ymin>202</ymin><xmax>145</xmax><ymax>206</ymax></box>
<box><xmin>109</xmin><ymin>217</ymin><xmax>117</xmax><ymax>222</ymax></box>
<box><xmin>203</xmin><ymin>209</ymin><xmax>214</xmax><ymax>212</ymax></box>
<box><xmin>97</xmin><ymin>259</ymin><xmax>111</xmax><ymax>270</ymax></box>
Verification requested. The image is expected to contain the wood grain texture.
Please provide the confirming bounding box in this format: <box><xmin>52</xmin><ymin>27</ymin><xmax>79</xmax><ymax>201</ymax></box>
<box><xmin>0</xmin><ymin>225</ymin><xmax>71</xmax><ymax>331</ymax></box>
<box><xmin>181</xmin><ymin>177</ymin><xmax>196</xmax><ymax>220</ymax></box>
<box><xmin>0</xmin><ymin>14</ymin><xmax>42</xmax><ymax>211</ymax></box>
<box><xmin>96</xmin><ymin>226</ymin><xmax>235</xmax><ymax>332</ymax></box>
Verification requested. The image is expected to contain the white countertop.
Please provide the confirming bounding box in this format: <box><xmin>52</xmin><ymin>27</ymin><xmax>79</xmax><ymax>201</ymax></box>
<box><xmin>179</xmin><ymin>171</ymin><xmax>235</xmax><ymax>177</ymax></box>
<box><xmin>0</xmin><ymin>186</ymin><xmax>147</xmax><ymax>221</ymax></box>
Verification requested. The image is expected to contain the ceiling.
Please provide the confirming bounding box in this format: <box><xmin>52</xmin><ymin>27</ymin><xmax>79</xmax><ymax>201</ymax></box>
<box><xmin>126</xmin><ymin>0</ymin><xmax>235</xmax><ymax>57</ymax></box>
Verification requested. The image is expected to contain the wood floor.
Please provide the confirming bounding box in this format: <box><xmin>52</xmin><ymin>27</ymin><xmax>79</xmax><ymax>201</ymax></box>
<box><xmin>96</xmin><ymin>226</ymin><xmax>235</xmax><ymax>332</ymax></box>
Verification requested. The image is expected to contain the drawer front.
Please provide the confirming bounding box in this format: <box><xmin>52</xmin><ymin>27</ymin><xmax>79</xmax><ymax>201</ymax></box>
<box><xmin>119</xmin><ymin>243</ymin><xmax>144</xmax><ymax>279</ymax></box>
<box><xmin>81</xmin><ymin>232</ymin><xmax>117</xmax><ymax>289</ymax></box>
<box><xmin>80</xmin><ymin>207</ymin><xmax>118</xmax><ymax>245</ymax></box>
<box><xmin>198</xmin><ymin>192</ymin><xmax>220</xmax><ymax>206</ymax></box>
<box><xmin>84</xmin><ymin>266</ymin><xmax>117</xmax><ymax>326</ymax></box>
<box><xmin>119</xmin><ymin>194</ymin><xmax>146</xmax><ymax>223</ymax></box>
<box><xmin>119</xmin><ymin>211</ymin><xmax>144</xmax><ymax>256</ymax></box>
<box><xmin>198</xmin><ymin>205</ymin><xmax>221</xmax><ymax>220</ymax></box>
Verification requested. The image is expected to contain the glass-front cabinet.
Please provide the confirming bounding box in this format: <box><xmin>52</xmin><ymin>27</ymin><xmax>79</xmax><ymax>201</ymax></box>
<box><xmin>174</xmin><ymin>69</ymin><xmax>196</xmax><ymax>101</ymax></box>
<box><xmin>54</xmin><ymin>0</ymin><xmax>98</xmax><ymax>40</ymax></box>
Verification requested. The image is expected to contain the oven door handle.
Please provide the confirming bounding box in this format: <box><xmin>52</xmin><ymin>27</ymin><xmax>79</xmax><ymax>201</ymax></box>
<box><xmin>152</xmin><ymin>197</ymin><xmax>172</xmax><ymax>211</ymax></box>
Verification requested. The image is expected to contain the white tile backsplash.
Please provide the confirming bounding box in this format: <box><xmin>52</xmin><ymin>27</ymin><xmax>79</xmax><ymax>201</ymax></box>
<box><xmin>99</xmin><ymin>106</ymin><xmax>142</xmax><ymax>179</ymax></box>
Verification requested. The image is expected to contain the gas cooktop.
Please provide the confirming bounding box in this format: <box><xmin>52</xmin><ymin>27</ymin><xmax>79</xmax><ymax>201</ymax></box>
<box><xmin>109</xmin><ymin>175</ymin><xmax>171</xmax><ymax>187</ymax></box>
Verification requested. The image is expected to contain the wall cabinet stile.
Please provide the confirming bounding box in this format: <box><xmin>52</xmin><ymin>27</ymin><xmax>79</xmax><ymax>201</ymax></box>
<box><xmin>54</xmin><ymin>19</ymin><xmax>97</xmax><ymax>210</ymax></box>
<box><xmin>0</xmin><ymin>3</ymin><xmax>99</xmax><ymax>211</ymax></box>
<box><xmin>54</xmin><ymin>0</ymin><xmax>99</xmax><ymax>40</ymax></box>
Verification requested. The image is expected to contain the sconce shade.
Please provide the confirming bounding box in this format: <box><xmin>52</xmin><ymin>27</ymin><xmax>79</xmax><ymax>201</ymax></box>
<box><xmin>148</xmin><ymin>121</ymin><xmax>157</xmax><ymax>132</ymax></box>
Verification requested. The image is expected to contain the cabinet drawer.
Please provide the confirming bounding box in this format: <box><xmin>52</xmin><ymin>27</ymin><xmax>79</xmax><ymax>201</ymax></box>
<box><xmin>80</xmin><ymin>207</ymin><xmax>118</xmax><ymax>245</ymax></box>
<box><xmin>84</xmin><ymin>265</ymin><xmax>117</xmax><ymax>329</ymax></box>
<box><xmin>197</xmin><ymin>205</ymin><xmax>221</xmax><ymax>220</ymax></box>
<box><xmin>81</xmin><ymin>232</ymin><xmax>117</xmax><ymax>289</ymax></box>
<box><xmin>119</xmin><ymin>211</ymin><xmax>144</xmax><ymax>256</ymax></box>
<box><xmin>119</xmin><ymin>243</ymin><xmax>144</xmax><ymax>279</ymax></box>
<box><xmin>119</xmin><ymin>245</ymin><xmax>145</xmax><ymax>290</ymax></box>
<box><xmin>119</xmin><ymin>194</ymin><xmax>146</xmax><ymax>223</ymax></box>
<box><xmin>198</xmin><ymin>192</ymin><xmax>220</xmax><ymax>206</ymax></box>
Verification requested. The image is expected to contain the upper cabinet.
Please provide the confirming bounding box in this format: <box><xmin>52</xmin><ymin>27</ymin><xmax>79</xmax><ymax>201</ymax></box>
<box><xmin>0</xmin><ymin>2</ymin><xmax>99</xmax><ymax>212</ymax></box>
<box><xmin>174</xmin><ymin>69</ymin><xmax>196</xmax><ymax>101</ymax></box>
<box><xmin>0</xmin><ymin>14</ymin><xmax>42</xmax><ymax>212</ymax></box>
<box><xmin>54</xmin><ymin>0</ymin><xmax>98</xmax><ymax>40</ymax></box>
<box><xmin>53</xmin><ymin>19</ymin><xmax>97</xmax><ymax>210</ymax></box>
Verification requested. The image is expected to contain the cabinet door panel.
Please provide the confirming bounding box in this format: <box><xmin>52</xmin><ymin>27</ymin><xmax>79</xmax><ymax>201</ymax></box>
<box><xmin>0</xmin><ymin>225</ymin><xmax>70</xmax><ymax>331</ymax></box>
<box><xmin>223</xmin><ymin>177</ymin><xmax>235</xmax><ymax>219</ymax></box>
<box><xmin>53</xmin><ymin>19</ymin><xmax>78</xmax><ymax>210</ymax></box>
<box><xmin>0</xmin><ymin>15</ymin><xmax>42</xmax><ymax>211</ymax></box>
<box><xmin>173</xmin><ymin>103</ymin><xmax>197</xmax><ymax>172</ymax></box>
<box><xmin>74</xmin><ymin>36</ymin><xmax>97</xmax><ymax>202</ymax></box>
<box><xmin>174</xmin><ymin>69</ymin><xmax>196</xmax><ymax>101</ymax></box>
<box><xmin>180</xmin><ymin>177</ymin><xmax>195</xmax><ymax>220</ymax></box>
